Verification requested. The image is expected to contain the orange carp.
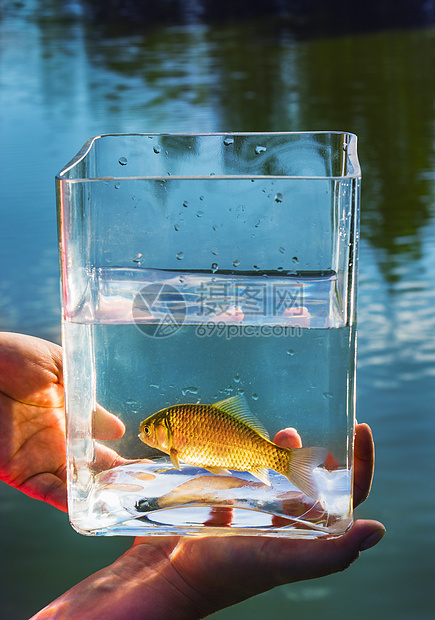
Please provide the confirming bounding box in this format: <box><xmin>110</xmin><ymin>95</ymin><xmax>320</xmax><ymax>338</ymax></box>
<box><xmin>139</xmin><ymin>394</ymin><xmax>326</xmax><ymax>499</ymax></box>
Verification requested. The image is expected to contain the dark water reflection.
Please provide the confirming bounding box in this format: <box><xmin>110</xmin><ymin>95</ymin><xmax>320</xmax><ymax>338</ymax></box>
<box><xmin>0</xmin><ymin>2</ymin><xmax>434</xmax><ymax>619</ymax></box>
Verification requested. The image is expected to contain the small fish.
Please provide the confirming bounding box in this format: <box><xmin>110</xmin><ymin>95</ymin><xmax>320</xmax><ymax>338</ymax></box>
<box><xmin>138</xmin><ymin>395</ymin><xmax>326</xmax><ymax>499</ymax></box>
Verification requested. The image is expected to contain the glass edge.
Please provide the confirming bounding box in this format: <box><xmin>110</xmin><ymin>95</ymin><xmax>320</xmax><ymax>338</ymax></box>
<box><xmin>55</xmin><ymin>131</ymin><xmax>362</xmax><ymax>181</ymax></box>
<box><xmin>56</xmin><ymin>134</ymin><xmax>101</xmax><ymax>180</ymax></box>
<box><xmin>346</xmin><ymin>133</ymin><xmax>361</xmax><ymax>178</ymax></box>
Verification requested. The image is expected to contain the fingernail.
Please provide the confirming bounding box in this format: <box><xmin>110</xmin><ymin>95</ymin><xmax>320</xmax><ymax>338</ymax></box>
<box><xmin>359</xmin><ymin>527</ymin><xmax>386</xmax><ymax>551</ymax></box>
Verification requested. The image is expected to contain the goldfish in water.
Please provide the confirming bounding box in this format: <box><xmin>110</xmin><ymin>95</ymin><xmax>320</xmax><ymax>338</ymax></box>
<box><xmin>139</xmin><ymin>394</ymin><xmax>326</xmax><ymax>499</ymax></box>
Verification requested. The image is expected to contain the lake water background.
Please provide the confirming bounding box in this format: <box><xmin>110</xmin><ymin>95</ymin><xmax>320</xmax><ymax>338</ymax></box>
<box><xmin>0</xmin><ymin>1</ymin><xmax>434</xmax><ymax>618</ymax></box>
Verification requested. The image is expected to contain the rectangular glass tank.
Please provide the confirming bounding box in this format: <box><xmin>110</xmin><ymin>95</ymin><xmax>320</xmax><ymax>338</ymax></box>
<box><xmin>56</xmin><ymin>132</ymin><xmax>361</xmax><ymax>538</ymax></box>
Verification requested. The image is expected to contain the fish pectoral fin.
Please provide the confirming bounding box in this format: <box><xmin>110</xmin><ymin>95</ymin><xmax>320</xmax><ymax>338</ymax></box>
<box><xmin>170</xmin><ymin>448</ymin><xmax>181</xmax><ymax>470</ymax></box>
<box><xmin>249</xmin><ymin>467</ymin><xmax>271</xmax><ymax>486</ymax></box>
<box><xmin>204</xmin><ymin>467</ymin><xmax>232</xmax><ymax>476</ymax></box>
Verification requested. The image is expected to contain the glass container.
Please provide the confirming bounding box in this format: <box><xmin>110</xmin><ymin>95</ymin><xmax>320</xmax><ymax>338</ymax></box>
<box><xmin>56</xmin><ymin>132</ymin><xmax>360</xmax><ymax>537</ymax></box>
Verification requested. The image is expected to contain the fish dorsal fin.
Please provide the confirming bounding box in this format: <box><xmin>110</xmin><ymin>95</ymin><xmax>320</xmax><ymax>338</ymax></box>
<box><xmin>213</xmin><ymin>395</ymin><xmax>270</xmax><ymax>440</ymax></box>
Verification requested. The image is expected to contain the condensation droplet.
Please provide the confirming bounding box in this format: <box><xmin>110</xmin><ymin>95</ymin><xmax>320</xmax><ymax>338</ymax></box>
<box><xmin>275</xmin><ymin>192</ymin><xmax>283</xmax><ymax>203</ymax></box>
<box><xmin>323</xmin><ymin>392</ymin><xmax>334</xmax><ymax>399</ymax></box>
<box><xmin>234</xmin><ymin>375</ymin><xmax>240</xmax><ymax>383</ymax></box>
<box><xmin>279</xmin><ymin>246</ymin><xmax>285</xmax><ymax>254</ymax></box>
<box><xmin>211</xmin><ymin>247</ymin><xmax>219</xmax><ymax>255</ymax></box>
<box><xmin>153</xmin><ymin>145</ymin><xmax>161</xmax><ymax>154</ymax></box>
<box><xmin>238</xmin><ymin>388</ymin><xmax>245</xmax><ymax>395</ymax></box>
<box><xmin>174</xmin><ymin>223</ymin><xmax>180</xmax><ymax>231</ymax></box>
<box><xmin>255</xmin><ymin>145</ymin><xmax>267</xmax><ymax>154</ymax></box>
<box><xmin>223</xmin><ymin>137</ymin><xmax>234</xmax><ymax>146</ymax></box>
<box><xmin>196</xmin><ymin>211</ymin><xmax>204</xmax><ymax>218</ymax></box>
<box><xmin>182</xmin><ymin>386</ymin><xmax>199</xmax><ymax>396</ymax></box>
<box><xmin>287</xmin><ymin>349</ymin><xmax>295</xmax><ymax>356</ymax></box>
<box><xmin>132</xmin><ymin>253</ymin><xmax>142</xmax><ymax>263</ymax></box>
<box><xmin>199</xmin><ymin>195</ymin><xmax>204</xmax><ymax>201</ymax></box>
<box><xmin>118</xmin><ymin>156</ymin><xmax>128</xmax><ymax>166</ymax></box>
<box><xmin>233</xmin><ymin>259</ymin><xmax>240</xmax><ymax>267</ymax></box>
<box><xmin>253</xmin><ymin>264</ymin><xmax>260</xmax><ymax>271</ymax></box>
<box><xmin>176</xmin><ymin>252</ymin><xmax>184</xmax><ymax>260</ymax></box>
<box><xmin>114</xmin><ymin>181</ymin><xmax>121</xmax><ymax>189</ymax></box>
<box><xmin>292</xmin><ymin>256</ymin><xmax>299</xmax><ymax>264</ymax></box>
<box><xmin>150</xmin><ymin>384</ymin><xmax>159</xmax><ymax>389</ymax></box>
<box><xmin>252</xmin><ymin>393</ymin><xmax>259</xmax><ymax>400</ymax></box>
<box><xmin>183</xmin><ymin>200</ymin><xmax>189</xmax><ymax>208</ymax></box>
<box><xmin>211</xmin><ymin>262</ymin><xmax>218</xmax><ymax>273</ymax></box>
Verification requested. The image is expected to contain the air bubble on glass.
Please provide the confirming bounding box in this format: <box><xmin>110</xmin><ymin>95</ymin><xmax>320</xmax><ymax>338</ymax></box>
<box><xmin>132</xmin><ymin>253</ymin><xmax>142</xmax><ymax>263</ymax></box>
<box><xmin>255</xmin><ymin>146</ymin><xmax>267</xmax><ymax>154</ymax></box>
<box><xmin>118</xmin><ymin>157</ymin><xmax>128</xmax><ymax>166</ymax></box>
<box><xmin>274</xmin><ymin>192</ymin><xmax>283</xmax><ymax>203</ymax></box>
<box><xmin>182</xmin><ymin>386</ymin><xmax>199</xmax><ymax>396</ymax></box>
<box><xmin>176</xmin><ymin>252</ymin><xmax>184</xmax><ymax>260</ymax></box>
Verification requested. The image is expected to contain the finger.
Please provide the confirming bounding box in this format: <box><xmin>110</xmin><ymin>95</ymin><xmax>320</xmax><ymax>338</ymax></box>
<box><xmin>92</xmin><ymin>443</ymin><xmax>131</xmax><ymax>470</ymax></box>
<box><xmin>266</xmin><ymin>519</ymin><xmax>386</xmax><ymax>583</ymax></box>
<box><xmin>19</xmin><ymin>473</ymin><xmax>68</xmax><ymax>512</ymax></box>
<box><xmin>353</xmin><ymin>423</ymin><xmax>375</xmax><ymax>507</ymax></box>
<box><xmin>273</xmin><ymin>428</ymin><xmax>303</xmax><ymax>449</ymax></box>
<box><xmin>203</xmin><ymin>507</ymin><xmax>234</xmax><ymax>527</ymax></box>
<box><xmin>0</xmin><ymin>332</ymin><xmax>63</xmax><ymax>406</ymax></box>
<box><xmin>94</xmin><ymin>405</ymin><xmax>125</xmax><ymax>440</ymax></box>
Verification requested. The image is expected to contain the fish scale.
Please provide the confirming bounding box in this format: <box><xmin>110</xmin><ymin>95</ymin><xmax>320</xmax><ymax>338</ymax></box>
<box><xmin>145</xmin><ymin>402</ymin><xmax>291</xmax><ymax>475</ymax></box>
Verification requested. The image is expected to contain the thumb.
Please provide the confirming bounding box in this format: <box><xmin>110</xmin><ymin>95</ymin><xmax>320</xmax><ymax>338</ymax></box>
<box><xmin>288</xmin><ymin>519</ymin><xmax>386</xmax><ymax>582</ymax></box>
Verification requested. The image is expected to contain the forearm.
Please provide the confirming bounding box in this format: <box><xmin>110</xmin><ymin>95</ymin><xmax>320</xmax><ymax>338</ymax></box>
<box><xmin>30</xmin><ymin>542</ymin><xmax>208</xmax><ymax>620</ymax></box>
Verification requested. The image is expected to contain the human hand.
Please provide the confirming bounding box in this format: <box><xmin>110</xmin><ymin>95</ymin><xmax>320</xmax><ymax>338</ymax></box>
<box><xmin>32</xmin><ymin>423</ymin><xmax>384</xmax><ymax>620</ymax></box>
<box><xmin>0</xmin><ymin>332</ymin><xmax>126</xmax><ymax>511</ymax></box>
<box><xmin>1</xmin><ymin>332</ymin><xmax>383</xmax><ymax>619</ymax></box>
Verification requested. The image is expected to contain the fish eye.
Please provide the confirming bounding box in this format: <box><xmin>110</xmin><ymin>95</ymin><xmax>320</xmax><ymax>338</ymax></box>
<box><xmin>143</xmin><ymin>425</ymin><xmax>151</xmax><ymax>436</ymax></box>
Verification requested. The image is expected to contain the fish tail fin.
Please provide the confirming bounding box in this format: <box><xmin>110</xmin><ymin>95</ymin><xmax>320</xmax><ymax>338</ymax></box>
<box><xmin>286</xmin><ymin>447</ymin><xmax>327</xmax><ymax>500</ymax></box>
